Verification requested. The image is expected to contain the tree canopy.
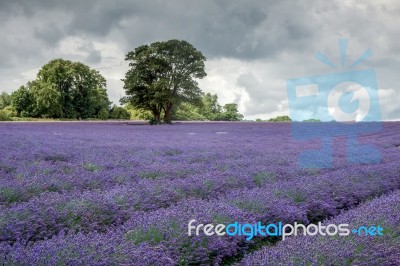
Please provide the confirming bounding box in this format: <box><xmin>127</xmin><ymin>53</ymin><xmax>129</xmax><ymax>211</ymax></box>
<box><xmin>11</xmin><ymin>59</ymin><xmax>111</xmax><ymax>119</ymax></box>
<box><xmin>0</xmin><ymin>92</ymin><xmax>11</xmax><ymax>109</ymax></box>
<box><xmin>122</xmin><ymin>39</ymin><xmax>206</xmax><ymax>123</ymax></box>
<box><xmin>172</xmin><ymin>93</ymin><xmax>244</xmax><ymax>121</ymax></box>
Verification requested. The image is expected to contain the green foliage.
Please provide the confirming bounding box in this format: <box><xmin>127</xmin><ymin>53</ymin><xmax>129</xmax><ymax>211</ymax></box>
<box><xmin>109</xmin><ymin>105</ymin><xmax>130</xmax><ymax>120</ymax></box>
<box><xmin>29</xmin><ymin>80</ymin><xmax>63</xmax><ymax>118</ymax></box>
<box><xmin>139</xmin><ymin>171</ymin><xmax>163</xmax><ymax>179</ymax></box>
<box><xmin>198</xmin><ymin>93</ymin><xmax>222</xmax><ymax>120</ymax></box>
<box><xmin>0</xmin><ymin>187</ymin><xmax>22</xmax><ymax>203</ymax></box>
<box><xmin>0</xmin><ymin>110</ymin><xmax>12</xmax><ymax>121</ymax></box>
<box><xmin>173</xmin><ymin>93</ymin><xmax>244</xmax><ymax>121</ymax></box>
<box><xmin>91</xmin><ymin>87</ymin><xmax>112</xmax><ymax>118</ymax></box>
<box><xmin>253</xmin><ymin>172</ymin><xmax>276</xmax><ymax>187</ymax></box>
<box><xmin>303</xmin><ymin>118</ymin><xmax>321</xmax><ymax>122</ymax></box>
<box><xmin>37</xmin><ymin>59</ymin><xmax>110</xmax><ymax>119</ymax></box>
<box><xmin>0</xmin><ymin>92</ymin><xmax>11</xmax><ymax>109</ymax></box>
<box><xmin>231</xmin><ymin>198</ymin><xmax>266</xmax><ymax>214</ymax></box>
<box><xmin>123</xmin><ymin>39</ymin><xmax>206</xmax><ymax>124</ymax></box>
<box><xmin>125</xmin><ymin>104</ymin><xmax>153</xmax><ymax>120</ymax></box>
<box><xmin>212</xmin><ymin>214</ymin><xmax>231</xmax><ymax>224</ymax></box>
<box><xmin>217</xmin><ymin>103</ymin><xmax>244</xmax><ymax>121</ymax></box>
<box><xmin>57</xmin><ymin>199</ymin><xmax>115</xmax><ymax>230</ymax></box>
<box><xmin>82</xmin><ymin>163</ymin><xmax>101</xmax><ymax>172</ymax></box>
<box><xmin>3</xmin><ymin>106</ymin><xmax>17</xmax><ymax>117</ymax></box>
<box><xmin>8</xmin><ymin>47</ymin><xmax>245</xmax><ymax>122</ymax></box>
<box><xmin>97</xmin><ymin>107</ymin><xmax>109</xmax><ymax>120</ymax></box>
<box><xmin>125</xmin><ymin>227</ymin><xmax>164</xmax><ymax>245</ymax></box>
<box><xmin>148</xmin><ymin>117</ymin><xmax>162</xmax><ymax>125</ymax></box>
<box><xmin>11</xmin><ymin>86</ymin><xmax>34</xmax><ymax>117</ymax></box>
<box><xmin>268</xmin><ymin>115</ymin><xmax>291</xmax><ymax>122</ymax></box>
<box><xmin>173</xmin><ymin>102</ymin><xmax>206</xmax><ymax>121</ymax></box>
<box><xmin>11</xmin><ymin>59</ymin><xmax>111</xmax><ymax>119</ymax></box>
<box><xmin>286</xmin><ymin>191</ymin><xmax>306</xmax><ymax>203</ymax></box>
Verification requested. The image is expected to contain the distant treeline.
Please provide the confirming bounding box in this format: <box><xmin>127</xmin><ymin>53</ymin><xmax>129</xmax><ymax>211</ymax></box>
<box><xmin>255</xmin><ymin>115</ymin><xmax>292</xmax><ymax>122</ymax></box>
<box><xmin>0</xmin><ymin>40</ymin><xmax>245</xmax><ymax>123</ymax></box>
<box><xmin>255</xmin><ymin>116</ymin><xmax>321</xmax><ymax>122</ymax></box>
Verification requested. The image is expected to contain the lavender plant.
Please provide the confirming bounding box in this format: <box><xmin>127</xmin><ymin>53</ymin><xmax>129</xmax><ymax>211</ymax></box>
<box><xmin>0</xmin><ymin>122</ymin><xmax>399</xmax><ymax>265</ymax></box>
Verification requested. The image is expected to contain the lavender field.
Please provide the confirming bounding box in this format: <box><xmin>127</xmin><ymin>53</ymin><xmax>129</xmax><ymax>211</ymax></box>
<box><xmin>0</xmin><ymin>122</ymin><xmax>399</xmax><ymax>265</ymax></box>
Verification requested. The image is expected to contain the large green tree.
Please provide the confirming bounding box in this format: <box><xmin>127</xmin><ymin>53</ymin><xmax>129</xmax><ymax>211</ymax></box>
<box><xmin>11</xmin><ymin>86</ymin><xmax>33</xmax><ymax>117</ymax></box>
<box><xmin>122</xmin><ymin>40</ymin><xmax>206</xmax><ymax>123</ymax></box>
<box><xmin>11</xmin><ymin>59</ymin><xmax>111</xmax><ymax>119</ymax></box>
<box><xmin>37</xmin><ymin>59</ymin><xmax>109</xmax><ymax>119</ymax></box>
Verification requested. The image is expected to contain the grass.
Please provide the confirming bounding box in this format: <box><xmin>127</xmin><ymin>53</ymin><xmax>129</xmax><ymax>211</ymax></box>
<box><xmin>82</xmin><ymin>163</ymin><xmax>101</xmax><ymax>172</ymax></box>
<box><xmin>212</xmin><ymin>214</ymin><xmax>231</xmax><ymax>224</ymax></box>
<box><xmin>287</xmin><ymin>191</ymin><xmax>307</xmax><ymax>203</ymax></box>
<box><xmin>0</xmin><ymin>187</ymin><xmax>23</xmax><ymax>204</ymax></box>
<box><xmin>163</xmin><ymin>149</ymin><xmax>183</xmax><ymax>156</ymax></box>
<box><xmin>253</xmin><ymin>171</ymin><xmax>276</xmax><ymax>187</ymax></box>
<box><xmin>125</xmin><ymin>227</ymin><xmax>164</xmax><ymax>245</ymax></box>
<box><xmin>139</xmin><ymin>171</ymin><xmax>164</xmax><ymax>179</ymax></box>
<box><xmin>231</xmin><ymin>198</ymin><xmax>267</xmax><ymax>214</ymax></box>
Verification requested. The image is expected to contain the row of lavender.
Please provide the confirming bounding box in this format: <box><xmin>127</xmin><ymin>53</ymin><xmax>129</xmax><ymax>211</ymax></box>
<box><xmin>0</xmin><ymin>122</ymin><xmax>309</xmax><ymax>206</ymax></box>
<box><xmin>1</xmin><ymin>176</ymin><xmax>399</xmax><ymax>265</ymax></box>
<box><xmin>1</xmin><ymin>122</ymin><xmax>399</xmax><ymax>264</ymax></box>
<box><xmin>2</xmin><ymin>122</ymin><xmax>398</xmax><ymax>207</ymax></box>
<box><xmin>2</xmin><ymin>189</ymin><xmax>399</xmax><ymax>265</ymax></box>
<box><xmin>2</xmin><ymin>161</ymin><xmax>399</xmax><ymax>240</ymax></box>
<box><xmin>239</xmin><ymin>189</ymin><xmax>400</xmax><ymax>266</ymax></box>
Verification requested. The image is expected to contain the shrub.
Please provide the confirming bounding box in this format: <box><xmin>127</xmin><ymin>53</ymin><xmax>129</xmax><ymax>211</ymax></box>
<box><xmin>127</xmin><ymin>107</ymin><xmax>153</xmax><ymax>120</ymax></box>
<box><xmin>109</xmin><ymin>105</ymin><xmax>130</xmax><ymax>120</ymax></box>
<box><xmin>97</xmin><ymin>107</ymin><xmax>109</xmax><ymax>120</ymax></box>
<box><xmin>0</xmin><ymin>110</ymin><xmax>12</xmax><ymax>121</ymax></box>
<box><xmin>3</xmin><ymin>106</ymin><xmax>17</xmax><ymax>117</ymax></box>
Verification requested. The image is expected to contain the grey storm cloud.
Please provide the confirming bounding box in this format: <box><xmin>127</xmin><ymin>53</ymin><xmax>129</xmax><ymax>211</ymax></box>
<box><xmin>0</xmin><ymin>0</ymin><xmax>400</xmax><ymax>120</ymax></box>
<box><xmin>0</xmin><ymin>0</ymin><xmax>321</xmax><ymax>61</ymax></box>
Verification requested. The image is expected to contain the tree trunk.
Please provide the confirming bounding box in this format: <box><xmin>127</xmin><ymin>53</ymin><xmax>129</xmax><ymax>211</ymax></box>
<box><xmin>163</xmin><ymin>103</ymin><xmax>172</xmax><ymax>124</ymax></box>
<box><xmin>154</xmin><ymin>112</ymin><xmax>160</xmax><ymax>122</ymax></box>
<box><xmin>151</xmin><ymin>107</ymin><xmax>161</xmax><ymax>124</ymax></box>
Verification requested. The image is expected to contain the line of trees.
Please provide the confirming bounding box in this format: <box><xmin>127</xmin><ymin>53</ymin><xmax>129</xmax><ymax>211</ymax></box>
<box><xmin>173</xmin><ymin>92</ymin><xmax>243</xmax><ymax>121</ymax></box>
<box><xmin>255</xmin><ymin>115</ymin><xmax>292</xmax><ymax>122</ymax></box>
<box><xmin>1</xmin><ymin>39</ymin><xmax>244</xmax><ymax>123</ymax></box>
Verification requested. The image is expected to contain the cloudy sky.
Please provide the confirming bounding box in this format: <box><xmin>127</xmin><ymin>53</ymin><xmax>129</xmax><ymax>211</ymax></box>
<box><xmin>0</xmin><ymin>0</ymin><xmax>399</xmax><ymax>120</ymax></box>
